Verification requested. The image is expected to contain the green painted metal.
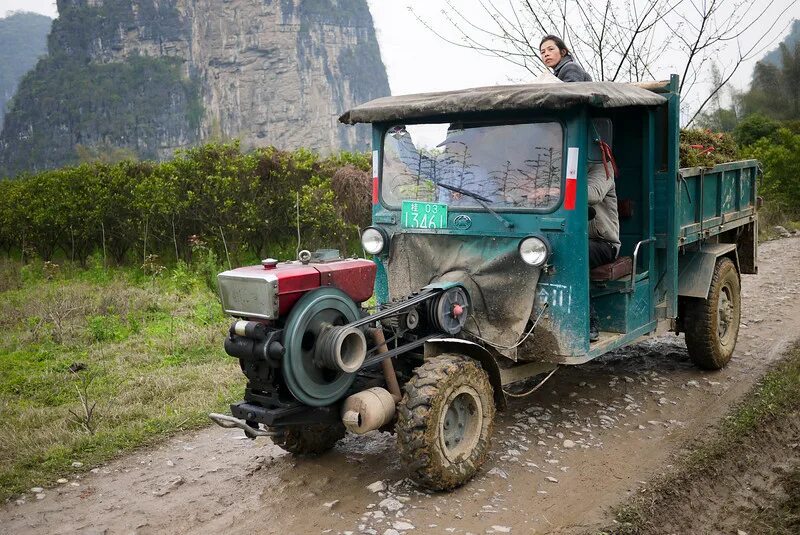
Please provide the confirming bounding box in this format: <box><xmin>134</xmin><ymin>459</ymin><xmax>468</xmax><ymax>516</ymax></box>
<box><xmin>585</xmin><ymin>320</ymin><xmax>660</xmax><ymax>361</ymax></box>
<box><xmin>592</xmin><ymin>278</ymin><xmax>652</xmax><ymax>335</ymax></box>
<box><xmin>363</xmin><ymin>74</ymin><xmax>757</xmax><ymax>364</ymax></box>
<box><xmin>372</xmin><ymin>127</ymin><xmax>390</xmax><ymax>307</ymax></box>
<box><xmin>282</xmin><ymin>287</ymin><xmax>361</xmax><ymax>407</ymax></box>
<box><xmin>665</xmin><ymin>74</ymin><xmax>681</xmax><ymax>320</ymax></box>
<box><xmin>678</xmin><ymin>161</ymin><xmax>759</xmax><ymax>245</ymax></box>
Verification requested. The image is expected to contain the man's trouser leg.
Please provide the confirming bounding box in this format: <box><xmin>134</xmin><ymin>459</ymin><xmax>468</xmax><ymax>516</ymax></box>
<box><xmin>588</xmin><ymin>240</ymin><xmax>616</xmax><ymax>341</ymax></box>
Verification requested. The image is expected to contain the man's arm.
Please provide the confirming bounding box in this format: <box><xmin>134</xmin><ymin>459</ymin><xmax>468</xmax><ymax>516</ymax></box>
<box><xmin>587</xmin><ymin>164</ymin><xmax>614</xmax><ymax>205</ymax></box>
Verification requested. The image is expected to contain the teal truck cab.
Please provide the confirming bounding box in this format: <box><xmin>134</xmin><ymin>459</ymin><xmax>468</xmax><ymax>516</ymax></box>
<box><xmin>211</xmin><ymin>75</ymin><xmax>759</xmax><ymax>490</ymax></box>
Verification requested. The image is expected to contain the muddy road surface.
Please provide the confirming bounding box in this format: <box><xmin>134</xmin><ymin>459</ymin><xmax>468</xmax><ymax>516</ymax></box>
<box><xmin>4</xmin><ymin>236</ymin><xmax>800</xmax><ymax>535</ymax></box>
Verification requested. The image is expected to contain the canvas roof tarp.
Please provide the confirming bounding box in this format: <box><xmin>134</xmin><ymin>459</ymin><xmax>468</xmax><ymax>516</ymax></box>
<box><xmin>339</xmin><ymin>81</ymin><xmax>667</xmax><ymax>125</ymax></box>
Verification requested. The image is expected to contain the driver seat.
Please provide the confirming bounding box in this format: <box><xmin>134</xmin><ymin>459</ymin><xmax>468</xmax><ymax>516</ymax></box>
<box><xmin>590</xmin><ymin>256</ymin><xmax>632</xmax><ymax>282</ymax></box>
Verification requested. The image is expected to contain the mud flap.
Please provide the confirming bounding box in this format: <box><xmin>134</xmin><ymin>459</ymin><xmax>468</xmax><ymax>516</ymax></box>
<box><xmin>678</xmin><ymin>243</ymin><xmax>738</xmax><ymax>299</ymax></box>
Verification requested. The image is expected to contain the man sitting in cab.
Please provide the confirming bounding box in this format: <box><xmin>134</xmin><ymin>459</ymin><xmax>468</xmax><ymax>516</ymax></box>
<box><xmin>588</xmin><ymin>119</ymin><xmax>620</xmax><ymax>341</ymax></box>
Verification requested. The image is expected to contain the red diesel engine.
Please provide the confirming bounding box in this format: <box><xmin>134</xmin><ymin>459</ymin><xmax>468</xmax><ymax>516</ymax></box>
<box><xmin>218</xmin><ymin>254</ymin><xmax>376</xmax><ymax>321</ymax></box>
<box><xmin>215</xmin><ymin>250</ymin><xmax>379</xmax><ymax>430</ymax></box>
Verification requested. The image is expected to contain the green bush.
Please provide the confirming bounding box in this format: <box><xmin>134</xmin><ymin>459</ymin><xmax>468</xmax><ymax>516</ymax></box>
<box><xmin>190</xmin><ymin>243</ymin><xmax>221</xmax><ymax>296</ymax></box>
<box><xmin>170</xmin><ymin>260</ymin><xmax>198</xmax><ymax>294</ymax></box>
<box><xmin>743</xmin><ymin>128</ymin><xmax>800</xmax><ymax>218</ymax></box>
<box><xmin>733</xmin><ymin>114</ymin><xmax>781</xmax><ymax>146</ymax></box>
<box><xmin>0</xmin><ymin>143</ymin><xmax>372</xmax><ymax>270</ymax></box>
<box><xmin>87</xmin><ymin>314</ymin><xmax>129</xmax><ymax>343</ymax></box>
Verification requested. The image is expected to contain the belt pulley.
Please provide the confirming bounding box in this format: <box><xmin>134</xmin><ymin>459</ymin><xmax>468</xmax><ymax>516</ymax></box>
<box><xmin>280</xmin><ymin>284</ymin><xmax>469</xmax><ymax>407</ymax></box>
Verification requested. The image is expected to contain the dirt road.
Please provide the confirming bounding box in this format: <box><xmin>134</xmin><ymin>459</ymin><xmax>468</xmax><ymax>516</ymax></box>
<box><xmin>3</xmin><ymin>236</ymin><xmax>800</xmax><ymax>535</ymax></box>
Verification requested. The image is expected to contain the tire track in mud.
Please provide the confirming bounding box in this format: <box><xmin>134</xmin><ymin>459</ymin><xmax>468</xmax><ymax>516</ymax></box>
<box><xmin>3</xmin><ymin>236</ymin><xmax>800</xmax><ymax>535</ymax></box>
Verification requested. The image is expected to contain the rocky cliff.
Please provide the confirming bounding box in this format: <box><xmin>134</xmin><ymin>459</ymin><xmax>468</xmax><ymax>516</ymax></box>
<box><xmin>0</xmin><ymin>0</ymin><xmax>389</xmax><ymax>176</ymax></box>
<box><xmin>0</xmin><ymin>12</ymin><xmax>52</xmax><ymax>129</ymax></box>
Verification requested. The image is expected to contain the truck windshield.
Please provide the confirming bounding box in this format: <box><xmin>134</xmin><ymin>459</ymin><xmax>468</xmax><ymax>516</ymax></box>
<box><xmin>381</xmin><ymin>122</ymin><xmax>563</xmax><ymax>210</ymax></box>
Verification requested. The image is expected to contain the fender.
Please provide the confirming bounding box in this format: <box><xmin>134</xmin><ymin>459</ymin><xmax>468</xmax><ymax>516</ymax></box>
<box><xmin>678</xmin><ymin>243</ymin><xmax>739</xmax><ymax>299</ymax></box>
<box><xmin>424</xmin><ymin>338</ymin><xmax>507</xmax><ymax>410</ymax></box>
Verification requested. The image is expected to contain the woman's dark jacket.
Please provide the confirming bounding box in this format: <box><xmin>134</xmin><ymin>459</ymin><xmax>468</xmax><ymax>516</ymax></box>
<box><xmin>553</xmin><ymin>56</ymin><xmax>592</xmax><ymax>82</ymax></box>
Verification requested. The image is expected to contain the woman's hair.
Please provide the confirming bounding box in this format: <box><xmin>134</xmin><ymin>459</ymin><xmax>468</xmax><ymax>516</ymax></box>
<box><xmin>539</xmin><ymin>35</ymin><xmax>570</xmax><ymax>56</ymax></box>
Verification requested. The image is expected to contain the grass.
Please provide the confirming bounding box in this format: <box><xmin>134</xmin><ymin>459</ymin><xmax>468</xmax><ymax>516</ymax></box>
<box><xmin>603</xmin><ymin>344</ymin><xmax>800</xmax><ymax>534</ymax></box>
<box><xmin>0</xmin><ymin>258</ymin><xmax>242</xmax><ymax>502</ymax></box>
<box><xmin>756</xmin><ymin>203</ymin><xmax>800</xmax><ymax>242</ymax></box>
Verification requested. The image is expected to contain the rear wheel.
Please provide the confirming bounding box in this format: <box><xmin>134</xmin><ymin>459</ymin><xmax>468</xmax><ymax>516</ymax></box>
<box><xmin>274</xmin><ymin>422</ymin><xmax>346</xmax><ymax>455</ymax></box>
<box><xmin>396</xmin><ymin>354</ymin><xmax>495</xmax><ymax>491</ymax></box>
<box><xmin>684</xmin><ymin>257</ymin><xmax>741</xmax><ymax>370</ymax></box>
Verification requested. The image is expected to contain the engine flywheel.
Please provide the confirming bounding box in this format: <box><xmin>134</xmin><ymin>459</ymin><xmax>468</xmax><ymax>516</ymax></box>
<box><xmin>282</xmin><ymin>287</ymin><xmax>361</xmax><ymax>407</ymax></box>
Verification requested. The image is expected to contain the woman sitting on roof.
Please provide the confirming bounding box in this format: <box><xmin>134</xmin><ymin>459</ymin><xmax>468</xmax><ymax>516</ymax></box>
<box><xmin>539</xmin><ymin>35</ymin><xmax>592</xmax><ymax>82</ymax></box>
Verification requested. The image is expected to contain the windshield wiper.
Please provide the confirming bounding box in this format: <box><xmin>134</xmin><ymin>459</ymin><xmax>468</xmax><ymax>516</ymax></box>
<box><xmin>434</xmin><ymin>181</ymin><xmax>514</xmax><ymax>229</ymax></box>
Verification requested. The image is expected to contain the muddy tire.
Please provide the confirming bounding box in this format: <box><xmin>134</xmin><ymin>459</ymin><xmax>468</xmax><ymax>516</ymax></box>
<box><xmin>684</xmin><ymin>257</ymin><xmax>741</xmax><ymax>370</ymax></box>
<box><xmin>274</xmin><ymin>422</ymin><xmax>346</xmax><ymax>455</ymax></box>
<box><xmin>396</xmin><ymin>354</ymin><xmax>495</xmax><ymax>491</ymax></box>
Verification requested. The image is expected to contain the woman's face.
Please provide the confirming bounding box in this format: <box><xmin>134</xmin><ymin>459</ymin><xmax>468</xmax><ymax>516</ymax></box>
<box><xmin>540</xmin><ymin>40</ymin><xmax>564</xmax><ymax>68</ymax></box>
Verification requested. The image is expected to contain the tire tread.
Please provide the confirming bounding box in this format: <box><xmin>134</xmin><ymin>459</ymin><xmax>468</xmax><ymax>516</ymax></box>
<box><xmin>684</xmin><ymin>257</ymin><xmax>741</xmax><ymax>370</ymax></box>
<box><xmin>396</xmin><ymin>354</ymin><xmax>494</xmax><ymax>491</ymax></box>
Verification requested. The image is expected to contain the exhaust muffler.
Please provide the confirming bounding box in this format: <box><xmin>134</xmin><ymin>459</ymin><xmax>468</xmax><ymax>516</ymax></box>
<box><xmin>341</xmin><ymin>387</ymin><xmax>396</xmax><ymax>434</ymax></box>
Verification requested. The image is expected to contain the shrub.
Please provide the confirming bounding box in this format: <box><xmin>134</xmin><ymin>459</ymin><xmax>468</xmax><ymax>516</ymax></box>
<box><xmin>743</xmin><ymin>128</ymin><xmax>800</xmax><ymax>218</ymax></box>
<box><xmin>0</xmin><ymin>143</ymin><xmax>373</xmax><ymax>270</ymax></box>
<box><xmin>733</xmin><ymin>114</ymin><xmax>781</xmax><ymax>146</ymax></box>
<box><xmin>87</xmin><ymin>314</ymin><xmax>129</xmax><ymax>343</ymax></box>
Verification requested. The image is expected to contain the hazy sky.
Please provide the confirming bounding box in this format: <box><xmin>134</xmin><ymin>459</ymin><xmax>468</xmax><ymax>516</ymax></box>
<box><xmin>3</xmin><ymin>0</ymin><xmax>799</xmax><ymax>114</ymax></box>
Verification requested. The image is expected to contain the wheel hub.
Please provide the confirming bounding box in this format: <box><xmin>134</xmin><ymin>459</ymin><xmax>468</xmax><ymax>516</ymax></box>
<box><xmin>439</xmin><ymin>386</ymin><xmax>482</xmax><ymax>463</ymax></box>
<box><xmin>717</xmin><ymin>285</ymin><xmax>734</xmax><ymax>342</ymax></box>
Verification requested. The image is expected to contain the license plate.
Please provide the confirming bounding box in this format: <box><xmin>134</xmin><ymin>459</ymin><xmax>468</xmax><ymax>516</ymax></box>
<box><xmin>401</xmin><ymin>201</ymin><xmax>448</xmax><ymax>229</ymax></box>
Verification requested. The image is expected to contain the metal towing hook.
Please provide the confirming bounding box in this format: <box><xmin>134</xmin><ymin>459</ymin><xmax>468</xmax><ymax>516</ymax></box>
<box><xmin>208</xmin><ymin>412</ymin><xmax>282</xmax><ymax>439</ymax></box>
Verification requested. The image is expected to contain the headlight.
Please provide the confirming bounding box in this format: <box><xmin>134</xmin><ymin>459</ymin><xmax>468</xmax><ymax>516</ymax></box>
<box><xmin>361</xmin><ymin>227</ymin><xmax>387</xmax><ymax>255</ymax></box>
<box><xmin>519</xmin><ymin>236</ymin><xmax>550</xmax><ymax>266</ymax></box>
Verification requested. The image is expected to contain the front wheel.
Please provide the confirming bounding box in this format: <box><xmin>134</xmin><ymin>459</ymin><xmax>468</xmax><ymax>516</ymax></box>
<box><xmin>396</xmin><ymin>354</ymin><xmax>495</xmax><ymax>491</ymax></box>
<box><xmin>683</xmin><ymin>257</ymin><xmax>741</xmax><ymax>370</ymax></box>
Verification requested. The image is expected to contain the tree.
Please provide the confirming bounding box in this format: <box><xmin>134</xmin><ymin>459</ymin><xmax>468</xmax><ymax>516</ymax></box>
<box><xmin>694</xmin><ymin>63</ymin><xmax>740</xmax><ymax>132</ymax></box>
<box><xmin>743</xmin><ymin>128</ymin><xmax>800</xmax><ymax>217</ymax></box>
<box><xmin>733</xmin><ymin>114</ymin><xmax>780</xmax><ymax>146</ymax></box>
<box><xmin>413</xmin><ymin>0</ymin><xmax>796</xmax><ymax>124</ymax></box>
<box><xmin>0</xmin><ymin>179</ymin><xmax>21</xmax><ymax>257</ymax></box>
<box><xmin>741</xmin><ymin>40</ymin><xmax>800</xmax><ymax>120</ymax></box>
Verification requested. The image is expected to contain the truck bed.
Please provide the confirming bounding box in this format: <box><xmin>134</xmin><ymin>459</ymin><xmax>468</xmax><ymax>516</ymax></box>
<box><xmin>678</xmin><ymin>159</ymin><xmax>759</xmax><ymax>244</ymax></box>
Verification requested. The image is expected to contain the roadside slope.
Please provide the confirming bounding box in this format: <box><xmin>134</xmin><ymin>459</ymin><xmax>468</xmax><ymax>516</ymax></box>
<box><xmin>604</xmin><ymin>345</ymin><xmax>800</xmax><ymax>535</ymax></box>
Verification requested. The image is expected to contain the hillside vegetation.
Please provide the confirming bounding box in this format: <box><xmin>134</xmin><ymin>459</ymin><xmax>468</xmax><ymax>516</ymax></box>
<box><xmin>0</xmin><ymin>0</ymin><xmax>389</xmax><ymax>176</ymax></box>
<box><xmin>695</xmin><ymin>20</ymin><xmax>800</xmax><ymax>230</ymax></box>
<box><xmin>0</xmin><ymin>11</ymin><xmax>51</xmax><ymax>126</ymax></box>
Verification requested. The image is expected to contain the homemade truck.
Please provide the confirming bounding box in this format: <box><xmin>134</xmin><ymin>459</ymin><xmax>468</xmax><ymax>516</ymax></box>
<box><xmin>210</xmin><ymin>75</ymin><xmax>758</xmax><ymax>490</ymax></box>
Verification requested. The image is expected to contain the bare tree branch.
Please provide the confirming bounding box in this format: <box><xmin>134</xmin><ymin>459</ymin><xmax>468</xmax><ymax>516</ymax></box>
<box><xmin>413</xmin><ymin>0</ymin><xmax>797</xmax><ymax>123</ymax></box>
